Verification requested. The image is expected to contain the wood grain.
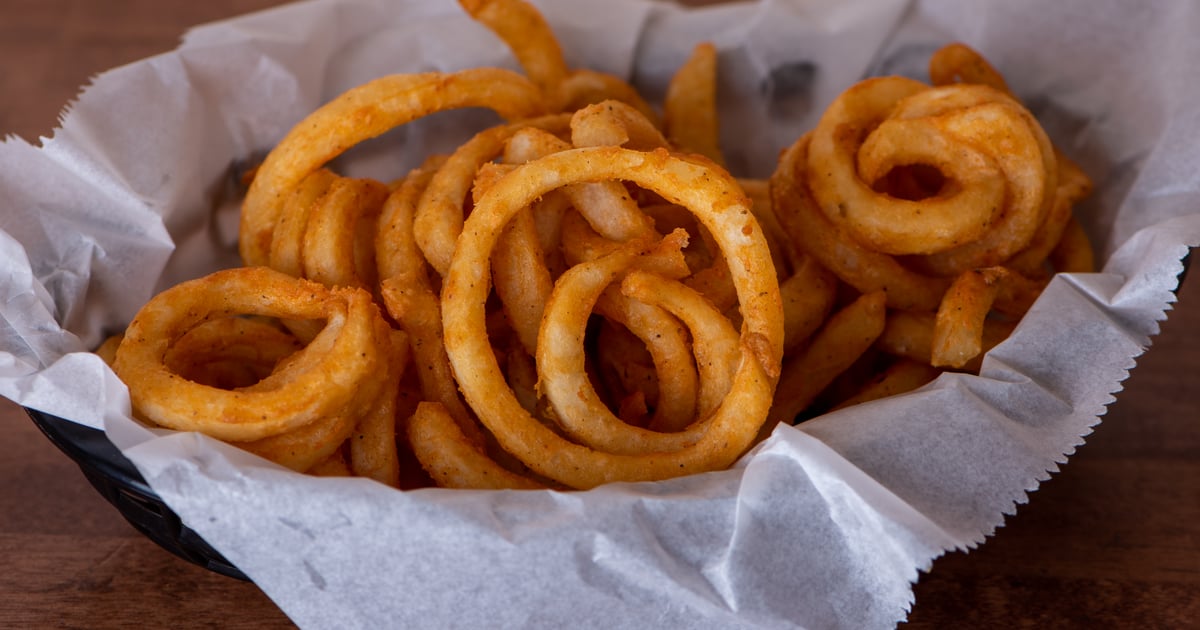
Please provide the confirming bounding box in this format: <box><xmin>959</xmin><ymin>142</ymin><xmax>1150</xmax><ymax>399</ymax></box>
<box><xmin>0</xmin><ymin>1</ymin><xmax>1196</xmax><ymax>628</ymax></box>
<box><xmin>905</xmin><ymin>265</ymin><xmax>1200</xmax><ymax>628</ymax></box>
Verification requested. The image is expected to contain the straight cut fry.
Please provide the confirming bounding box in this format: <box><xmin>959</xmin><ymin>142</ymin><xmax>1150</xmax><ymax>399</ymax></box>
<box><xmin>664</xmin><ymin>42</ymin><xmax>723</xmax><ymax>165</ymax></box>
<box><xmin>767</xmin><ymin>291</ymin><xmax>888</xmax><ymax>429</ymax></box>
<box><xmin>878</xmin><ymin>310</ymin><xmax>1016</xmax><ymax>373</ymax></box>
<box><xmin>931</xmin><ymin>267</ymin><xmax>1008</xmax><ymax>369</ymax></box>
<box><xmin>830</xmin><ymin>359</ymin><xmax>941</xmax><ymax>412</ymax></box>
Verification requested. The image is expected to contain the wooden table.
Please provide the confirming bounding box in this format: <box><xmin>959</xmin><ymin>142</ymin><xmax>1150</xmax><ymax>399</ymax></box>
<box><xmin>1</xmin><ymin>1</ymin><xmax>1196</xmax><ymax>627</ymax></box>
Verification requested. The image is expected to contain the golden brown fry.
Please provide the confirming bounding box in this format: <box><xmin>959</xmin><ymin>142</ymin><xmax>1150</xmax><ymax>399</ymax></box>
<box><xmin>1006</xmin><ymin>149</ymin><xmax>1095</xmax><ymax>275</ymax></box>
<box><xmin>442</xmin><ymin>146</ymin><xmax>782</xmax><ymax>489</ymax></box>
<box><xmin>811</xmin><ymin>79</ymin><xmax>1053</xmax><ymax>261</ymax></box>
<box><xmin>739</xmin><ymin>177</ymin><xmax>799</xmax><ymax>276</ymax></box>
<box><xmin>504</xmin><ymin>126</ymin><xmax>657</xmax><ymax>242</ymax></box>
<box><xmin>893</xmin><ymin>87</ymin><xmax>1058</xmax><ymax>276</ymax></box>
<box><xmin>992</xmin><ymin>268</ymin><xmax>1048</xmax><ymax>318</ymax></box>
<box><xmin>559</xmin><ymin>208</ymin><xmax>690</xmax><ymax>279</ymax></box>
<box><xmin>241</xmin><ymin>68</ymin><xmax>546</xmax><ymax>268</ymax></box>
<box><xmin>928</xmin><ymin>42</ymin><xmax>1012</xmax><ymax>94</ymax></box>
<box><xmin>592</xmin><ymin>320</ymin><xmax>657</xmax><ymax>410</ymax></box>
<box><xmin>830</xmin><ymin>359</ymin><xmax>941</xmax><ymax>411</ymax></box>
<box><xmin>473</xmin><ymin>160</ymin><xmax>553</xmax><ymax>357</ymax></box>
<box><xmin>376</xmin><ymin>158</ymin><xmax>486</xmax><ymax>448</ymax></box>
<box><xmin>143</xmin><ymin>314</ymin><xmax>364</xmax><ymax>472</ymax></box>
<box><xmin>502</xmin><ymin>342</ymin><xmax>541</xmax><ymax>416</ymax></box>
<box><xmin>234</xmin><ymin>319</ymin><xmax>389</xmax><ymax>472</ymax></box>
<box><xmin>307</xmin><ymin>448</ymin><xmax>353</xmax><ymax>477</ymax></box>
<box><xmin>570</xmin><ymin>100</ymin><xmax>670</xmax><ymax>151</ymax></box>
<box><xmin>664</xmin><ymin>42</ymin><xmax>723</xmax><ymax>165</ymax></box>
<box><xmin>491</xmin><ymin>201</ymin><xmax>554</xmax><ymax>357</ymax></box>
<box><xmin>349</xmin><ymin>327</ymin><xmax>410</xmax><ymax>486</ymax></box>
<box><xmin>537</xmin><ymin>243</ymin><xmax>717</xmax><ymax>455</ymax></box>
<box><xmin>931</xmin><ymin>267</ymin><xmax>1007</xmax><ymax>369</ymax></box>
<box><xmin>237</xmin><ymin>411</ymin><xmax>359</xmax><ymax>473</ymax></box>
<box><xmin>620</xmin><ymin>270</ymin><xmax>742</xmax><ymax>422</ymax></box>
<box><xmin>563</xmin><ymin>177</ymin><xmax>658</xmax><ymax>243</ymax></box>
<box><xmin>555</xmin><ymin>69</ymin><xmax>660</xmax><ymax>125</ymax></box>
<box><xmin>779</xmin><ymin>255</ymin><xmax>838</xmax><ymax>353</ymax></box>
<box><xmin>379</xmin><ymin>275</ymin><xmax>484</xmax><ymax>447</ymax></box>
<box><xmin>528</xmin><ymin>190</ymin><xmax>572</xmax><ymax>277</ymax></box>
<box><xmin>269</xmin><ymin>169</ymin><xmax>338</xmax><ymax>278</ymax></box>
<box><xmin>94</xmin><ymin>334</ymin><xmax>124</xmax><ymax>366</ymax></box>
<box><xmin>459</xmin><ymin>0</ymin><xmax>656</xmax><ymax>122</ymax></box>
<box><xmin>1050</xmin><ymin>216</ymin><xmax>1096</xmax><ymax>273</ymax></box>
<box><xmin>302</xmin><ymin>176</ymin><xmax>390</xmax><ymax>290</ymax></box>
<box><xmin>767</xmin><ymin>291</ymin><xmax>888</xmax><ymax>429</ymax></box>
<box><xmin>594</xmin><ymin>290</ymin><xmax>698</xmax><ymax>434</ymax></box>
<box><xmin>772</xmin><ymin>134</ymin><xmax>952</xmax><ymax>311</ymax></box>
<box><xmin>878</xmin><ymin>310</ymin><xmax>1016</xmax><ymax>374</ymax></box>
<box><xmin>164</xmin><ymin>317</ymin><xmax>302</xmax><ymax>390</ymax></box>
<box><xmin>458</xmin><ymin>0</ymin><xmax>569</xmax><ymax>95</ymax></box>
<box><xmin>684</xmin><ymin>252</ymin><xmax>739</xmax><ymax>314</ymax></box>
<box><xmin>375</xmin><ymin>154</ymin><xmax>447</xmax><ymax>283</ymax></box>
<box><xmin>413</xmin><ymin>115</ymin><xmax>569</xmax><ymax>276</ymax></box>
<box><xmin>114</xmin><ymin>268</ymin><xmax>385</xmax><ymax>442</ymax></box>
<box><xmin>616</xmin><ymin>390</ymin><xmax>650</xmax><ymax>426</ymax></box>
<box><xmin>408</xmin><ymin>402</ymin><xmax>545</xmax><ymax>490</ymax></box>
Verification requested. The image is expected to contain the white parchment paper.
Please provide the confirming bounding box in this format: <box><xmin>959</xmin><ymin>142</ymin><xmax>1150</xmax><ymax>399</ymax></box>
<box><xmin>2</xmin><ymin>0</ymin><xmax>1198</xmax><ymax>627</ymax></box>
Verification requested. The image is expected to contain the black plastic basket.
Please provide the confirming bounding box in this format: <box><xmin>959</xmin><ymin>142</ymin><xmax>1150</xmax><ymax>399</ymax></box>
<box><xmin>25</xmin><ymin>408</ymin><xmax>248</xmax><ymax>581</ymax></box>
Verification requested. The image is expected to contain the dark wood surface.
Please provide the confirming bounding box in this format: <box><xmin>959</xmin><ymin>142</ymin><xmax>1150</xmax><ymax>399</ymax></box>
<box><xmin>1</xmin><ymin>1</ymin><xmax>1196</xmax><ymax>628</ymax></box>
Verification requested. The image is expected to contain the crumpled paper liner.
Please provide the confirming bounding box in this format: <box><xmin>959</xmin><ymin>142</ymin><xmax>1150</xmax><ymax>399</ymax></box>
<box><xmin>1</xmin><ymin>0</ymin><xmax>1198</xmax><ymax>627</ymax></box>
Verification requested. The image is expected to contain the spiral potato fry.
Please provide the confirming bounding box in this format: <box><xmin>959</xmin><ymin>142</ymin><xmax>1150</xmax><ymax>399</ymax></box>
<box><xmin>441</xmin><ymin>146</ymin><xmax>783</xmax><ymax>489</ymax></box>
<box><xmin>113</xmin><ymin>267</ymin><xmax>389</xmax><ymax>442</ymax></box>
<box><xmin>773</xmin><ymin>43</ymin><xmax>1092</xmax><ymax>381</ymax></box>
<box><xmin>105</xmin><ymin>0</ymin><xmax>1094</xmax><ymax>492</ymax></box>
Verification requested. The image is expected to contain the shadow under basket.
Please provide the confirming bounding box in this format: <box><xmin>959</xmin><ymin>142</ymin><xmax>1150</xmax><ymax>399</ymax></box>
<box><xmin>25</xmin><ymin>408</ymin><xmax>249</xmax><ymax>581</ymax></box>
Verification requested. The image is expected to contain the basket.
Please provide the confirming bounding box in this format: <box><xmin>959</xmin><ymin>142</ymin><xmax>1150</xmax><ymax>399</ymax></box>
<box><xmin>24</xmin><ymin>408</ymin><xmax>248</xmax><ymax>581</ymax></box>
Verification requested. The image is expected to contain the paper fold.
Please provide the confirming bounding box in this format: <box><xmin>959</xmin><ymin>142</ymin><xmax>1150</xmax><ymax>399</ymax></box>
<box><xmin>2</xmin><ymin>0</ymin><xmax>1198</xmax><ymax>628</ymax></box>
